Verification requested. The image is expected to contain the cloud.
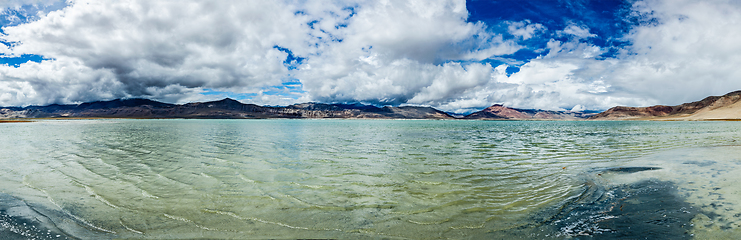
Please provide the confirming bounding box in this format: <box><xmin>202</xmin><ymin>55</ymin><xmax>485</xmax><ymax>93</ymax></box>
<box><xmin>558</xmin><ymin>23</ymin><xmax>597</xmax><ymax>39</ymax></box>
<box><xmin>1</xmin><ymin>0</ymin><xmax>311</xmax><ymax>105</ymax></box>
<box><xmin>0</xmin><ymin>57</ymin><xmax>124</xmax><ymax>105</ymax></box>
<box><xmin>0</xmin><ymin>0</ymin><xmax>520</xmax><ymax>108</ymax></box>
<box><xmin>0</xmin><ymin>0</ymin><xmax>61</xmax><ymax>10</ymax></box>
<box><xmin>440</xmin><ymin>0</ymin><xmax>741</xmax><ymax>112</ymax></box>
<box><xmin>507</xmin><ymin>20</ymin><xmax>546</xmax><ymax>40</ymax></box>
<box><xmin>601</xmin><ymin>0</ymin><xmax>741</xmax><ymax>105</ymax></box>
<box><xmin>0</xmin><ymin>0</ymin><xmax>740</xmax><ymax>114</ymax></box>
<box><xmin>295</xmin><ymin>0</ymin><xmax>520</xmax><ymax>106</ymax></box>
<box><xmin>0</xmin><ymin>0</ymin><xmax>66</xmax><ymax>29</ymax></box>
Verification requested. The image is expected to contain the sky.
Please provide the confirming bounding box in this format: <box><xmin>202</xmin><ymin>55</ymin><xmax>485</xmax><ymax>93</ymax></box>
<box><xmin>1</xmin><ymin>0</ymin><xmax>741</xmax><ymax>113</ymax></box>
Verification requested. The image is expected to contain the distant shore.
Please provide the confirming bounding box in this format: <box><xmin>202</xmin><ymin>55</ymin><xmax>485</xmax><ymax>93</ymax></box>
<box><xmin>0</xmin><ymin>120</ymin><xmax>33</xmax><ymax>123</ymax></box>
<box><xmin>4</xmin><ymin>90</ymin><xmax>741</xmax><ymax>121</ymax></box>
<box><xmin>4</xmin><ymin>117</ymin><xmax>741</xmax><ymax>122</ymax></box>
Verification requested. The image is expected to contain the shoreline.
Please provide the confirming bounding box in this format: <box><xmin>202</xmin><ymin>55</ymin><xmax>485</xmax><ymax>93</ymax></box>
<box><xmin>4</xmin><ymin>116</ymin><xmax>741</xmax><ymax>121</ymax></box>
<box><xmin>0</xmin><ymin>120</ymin><xmax>34</xmax><ymax>123</ymax></box>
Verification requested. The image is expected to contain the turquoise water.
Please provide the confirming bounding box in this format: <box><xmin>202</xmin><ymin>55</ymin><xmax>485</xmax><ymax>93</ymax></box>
<box><xmin>0</xmin><ymin>119</ymin><xmax>740</xmax><ymax>239</ymax></box>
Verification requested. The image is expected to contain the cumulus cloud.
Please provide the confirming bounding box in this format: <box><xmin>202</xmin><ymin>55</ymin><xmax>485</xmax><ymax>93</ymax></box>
<box><xmin>3</xmin><ymin>1</ymin><xmax>309</xmax><ymax>97</ymax></box>
<box><xmin>295</xmin><ymin>0</ymin><xmax>520</xmax><ymax>106</ymax></box>
<box><xmin>0</xmin><ymin>0</ymin><xmax>741</xmax><ymax>113</ymax></box>
<box><xmin>438</xmin><ymin>0</ymin><xmax>741</xmax><ymax>112</ymax></box>
<box><xmin>0</xmin><ymin>0</ymin><xmax>65</xmax><ymax>29</ymax></box>
<box><xmin>0</xmin><ymin>0</ymin><xmax>520</xmax><ymax>108</ymax></box>
<box><xmin>604</xmin><ymin>0</ymin><xmax>741</xmax><ymax>105</ymax></box>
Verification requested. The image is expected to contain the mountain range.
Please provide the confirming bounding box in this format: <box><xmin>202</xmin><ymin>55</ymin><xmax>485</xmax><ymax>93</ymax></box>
<box><xmin>2</xmin><ymin>90</ymin><xmax>740</xmax><ymax>120</ymax></box>
<box><xmin>0</xmin><ymin>98</ymin><xmax>595</xmax><ymax>120</ymax></box>
<box><xmin>0</xmin><ymin>98</ymin><xmax>454</xmax><ymax>120</ymax></box>
<box><xmin>589</xmin><ymin>90</ymin><xmax>741</xmax><ymax>120</ymax></box>
<box><xmin>463</xmin><ymin>104</ymin><xmax>597</xmax><ymax>120</ymax></box>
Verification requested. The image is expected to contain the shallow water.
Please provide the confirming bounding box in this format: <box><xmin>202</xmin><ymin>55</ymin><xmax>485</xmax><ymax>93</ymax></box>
<box><xmin>0</xmin><ymin>119</ymin><xmax>739</xmax><ymax>239</ymax></box>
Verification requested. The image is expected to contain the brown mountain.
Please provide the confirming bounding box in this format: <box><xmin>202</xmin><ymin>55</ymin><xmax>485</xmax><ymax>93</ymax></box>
<box><xmin>0</xmin><ymin>98</ymin><xmax>453</xmax><ymax>120</ymax></box>
<box><xmin>589</xmin><ymin>90</ymin><xmax>741</xmax><ymax>120</ymax></box>
<box><xmin>463</xmin><ymin>104</ymin><xmax>597</xmax><ymax>120</ymax></box>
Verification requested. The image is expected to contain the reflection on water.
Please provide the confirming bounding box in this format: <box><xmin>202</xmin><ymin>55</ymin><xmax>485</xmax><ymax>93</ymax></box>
<box><xmin>538</xmin><ymin>169</ymin><xmax>696</xmax><ymax>239</ymax></box>
<box><xmin>0</xmin><ymin>120</ymin><xmax>739</xmax><ymax>239</ymax></box>
<box><xmin>609</xmin><ymin>146</ymin><xmax>741</xmax><ymax>239</ymax></box>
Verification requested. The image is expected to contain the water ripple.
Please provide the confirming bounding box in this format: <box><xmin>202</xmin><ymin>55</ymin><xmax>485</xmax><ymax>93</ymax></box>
<box><xmin>1</xmin><ymin>120</ymin><xmax>740</xmax><ymax>239</ymax></box>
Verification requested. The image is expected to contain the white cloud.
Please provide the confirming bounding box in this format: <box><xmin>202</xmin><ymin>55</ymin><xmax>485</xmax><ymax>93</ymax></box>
<box><xmin>0</xmin><ymin>0</ymin><xmax>522</xmax><ymax>108</ymax></box>
<box><xmin>508</xmin><ymin>20</ymin><xmax>546</xmax><ymax>40</ymax></box>
<box><xmin>1</xmin><ymin>0</ymin><xmax>741</xmax><ymax>114</ymax></box>
<box><xmin>0</xmin><ymin>0</ymin><xmax>61</xmax><ymax>10</ymax></box>
<box><xmin>558</xmin><ymin>23</ymin><xmax>596</xmax><ymax>39</ymax></box>
<box><xmin>0</xmin><ymin>0</ymin><xmax>66</xmax><ymax>28</ymax></box>
<box><xmin>0</xmin><ymin>57</ymin><xmax>124</xmax><ymax>106</ymax></box>
<box><xmin>277</xmin><ymin>0</ymin><xmax>520</xmax><ymax>105</ymax></box>
<box><xmin>544</xmin><ymin>40</ymin><xmax>604</xmax><ymax>59</ymax></box>
<box><xmin>442</xmin><ymin>0</ymin><xmax>741</xmax><ymax>112</ymax></box>
<box><xmin>601</xmin><ymin>0</ymin><xmax>741</xmax><ymax>105</ymax></box>
<box><xmin>1</xmin><ymin>0</ymin><xmax>311</xmax><ymax>105</ymax></box>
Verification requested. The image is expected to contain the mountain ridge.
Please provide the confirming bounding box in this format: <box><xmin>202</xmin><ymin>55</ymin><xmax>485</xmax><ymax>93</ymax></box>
<box><xmin>0</xmin><ymin>98</ymin><xmax>597</xmax><ymax>120</ymax></box>
<box><xmin>0</xmin><ymin>98</ymin><xmax>455</xmax><ymax>120</ymax></box>
<box><xmin>463</xmin><ymin>104</ymin><xmax>598</xmax><ymax>120</ymax></box>
<box><xmin>589</xmin><ymin>90</ymin><xmax>741</xmax><ymax>120</ymax></box>
<box><xmin>11</xmin><ymin>92</ymin><xmax>739</xmax><ymax>121</ymax></box>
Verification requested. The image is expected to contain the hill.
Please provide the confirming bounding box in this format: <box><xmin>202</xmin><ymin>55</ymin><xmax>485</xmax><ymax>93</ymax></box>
<box><xmin>589</xmin><ymin>91</ymin><xmax>741</xmax><ymax>120</ymax></box>
<box><xmin>464</xmin><ymin>104</ymin><xmax>597</xmax><ymax>120</ymax></box>
<box><xmin>0</xmin><ymin>98</ymin><xmax>453</xmax><ymax>120</ymax></box>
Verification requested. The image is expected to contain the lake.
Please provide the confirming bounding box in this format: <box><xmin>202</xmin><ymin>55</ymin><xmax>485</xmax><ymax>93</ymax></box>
<box><xmin>1</xmin><ymin>119</ymin><xmax>740</xmax><ymax>239</ymax></box>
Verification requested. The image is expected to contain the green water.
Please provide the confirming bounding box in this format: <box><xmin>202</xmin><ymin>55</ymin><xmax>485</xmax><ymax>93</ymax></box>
<box><xmin>1</xmin><ymin>119</ymin><xmax>740</xmax><ymax>239</ymax></box>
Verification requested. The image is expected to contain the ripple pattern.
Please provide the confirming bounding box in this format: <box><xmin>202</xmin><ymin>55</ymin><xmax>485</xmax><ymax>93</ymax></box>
<box><xmin>1</xmin><ymin>120</ymin><xmax>740</xmax><ymax>239</ymax></box>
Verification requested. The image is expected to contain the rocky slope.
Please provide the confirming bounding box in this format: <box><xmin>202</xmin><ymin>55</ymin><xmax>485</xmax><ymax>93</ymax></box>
<box><xmin>589</xmin><ymin>90</ymin><xmax>741</xmax><ymax>120</ymax></box>
<box><xmin>464</xmin><ymin>104</ymin><xmax>597</xmax><ymax>120</ymax></box>
<box><xmin>14</xmin><ymin>92</ymin><xmax>741</xmax><ymax>121</ymax></box>
<box><xmin>0</xmin><ymin>98</ymin><xmax>453</xmax><ymax>120</ymax></box>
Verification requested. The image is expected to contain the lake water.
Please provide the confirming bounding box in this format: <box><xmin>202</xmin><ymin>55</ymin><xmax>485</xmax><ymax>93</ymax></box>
<box><xmin>1</xmin><ymin>119</ymin><xmax>740</xmax><ymax>239</ymax></box>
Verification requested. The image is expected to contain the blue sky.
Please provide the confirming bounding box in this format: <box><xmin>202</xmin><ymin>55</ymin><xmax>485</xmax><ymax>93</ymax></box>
<box><xmin>1</xmin><ymin>0</ymin><xmax>741</xmax><ymax>113</ymax></box>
